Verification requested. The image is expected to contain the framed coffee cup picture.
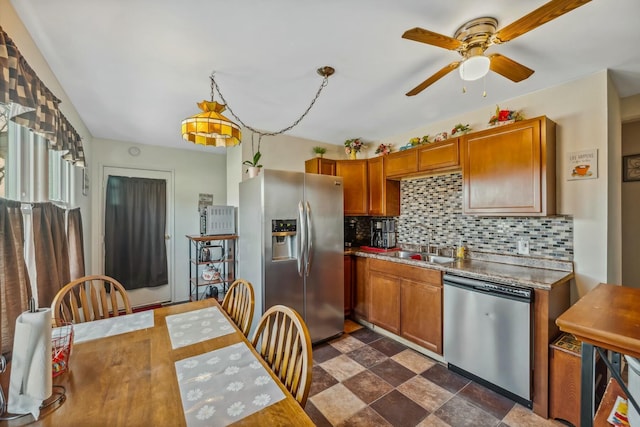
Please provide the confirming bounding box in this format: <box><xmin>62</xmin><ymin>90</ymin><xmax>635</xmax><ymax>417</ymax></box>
<box><xmin>623</xmin><ymin>153</ymin><xmax>640</xmax><ymax>182</ymax></box>
<box><xmin>568</xmin><ymin>149</ymin><xmax>597</xmax><ymax>180</ymax></box>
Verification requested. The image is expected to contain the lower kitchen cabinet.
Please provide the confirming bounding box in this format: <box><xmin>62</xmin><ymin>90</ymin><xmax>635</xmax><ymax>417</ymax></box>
<box><xmin>344</xmin><ymin>255</ymin><xmax>353</xmax><ymax>316</ymax></box>
<box><xmin>400</xmin><ymin>279</ymin><xmax>442</xmax><ymax>354</ymax></box>
<box><xmin>353</xmin><ymin>256</ymin><xmax>369</xmax><ymax>320</ymax></box>
<box><xmin>368</xmin><ymin>258</ymin><xmax>443</xmax><ymax>354</ymax></box>
<box><xmin>368</xmin><ymin>270</ymin><xmax>401</xmax><ymax>334</ymax></box>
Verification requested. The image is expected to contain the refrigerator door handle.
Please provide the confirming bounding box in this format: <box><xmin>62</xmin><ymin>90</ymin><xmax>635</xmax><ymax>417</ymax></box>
<box><xmin>297</xmin><ymin>200</ymin><xmax>305</xmax><ymax>277</ymax></box>
<box><xmin>305</xmin><ymin>201</ymin><xmax>313</xmax><ymax>277</ymax></box>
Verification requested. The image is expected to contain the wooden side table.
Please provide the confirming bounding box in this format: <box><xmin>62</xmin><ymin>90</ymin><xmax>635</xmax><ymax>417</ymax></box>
<box><xmin>556</xmin><ymin>283</ymin><xmax>640</xmax><ymax>427</ymax></box>
<box><xmin>549</xmin><ymin>333</ymin><xmax>606</xmax><ymax>426</ymax></box>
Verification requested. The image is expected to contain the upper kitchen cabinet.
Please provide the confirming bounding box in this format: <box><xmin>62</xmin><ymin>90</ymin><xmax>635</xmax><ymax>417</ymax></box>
<box><xmin>368</xmin><ymin>156</ymin><xmax>400</xmax><ymax>216</ymax></box>
<box><xmin>462</xmin><ymin>116</ymin><xmax>556</xmax><ymax>216</ymax></box>
<box><xmin>385</xmin><ymin>139</ymin><xmax>461</xmax><ymax>180</ymax></box>
<box><xmin>385</xmin><ymin>149</ymin><xmax>418</xmax><ymax>178</ymax></box>
<box><xmin>418</xmin><ymin>138</ymin><xmax>460</xmax><ymax>173</ymax></box>
<box><xmin>305</xmin><ymin>158</ymin><xmax>336</xmax><ymax>175</ymax></box>
<box><xmin>336</xmin><ymin>159</ymin><xmax>369</xmax><ymax>216</ymax></box>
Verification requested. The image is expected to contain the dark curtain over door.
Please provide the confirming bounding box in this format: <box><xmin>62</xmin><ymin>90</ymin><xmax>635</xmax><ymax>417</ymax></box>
<box><xmin>105</xmin><ymin>176</ymin><xmax>167</xmax><ymax>290</ymax></box>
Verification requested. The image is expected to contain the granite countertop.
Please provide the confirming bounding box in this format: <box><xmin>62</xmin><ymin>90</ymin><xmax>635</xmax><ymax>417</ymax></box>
<box><xmin>348</xmin><ymin>248</ymin><xmax>574</xmax><ymax>291</ymax></box>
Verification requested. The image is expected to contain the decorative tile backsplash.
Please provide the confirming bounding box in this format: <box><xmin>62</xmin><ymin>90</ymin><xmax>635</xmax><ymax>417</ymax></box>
<box><xmin>344</xmin><ymin>172</ymin><xmax>574</xmax><ymax>261</ymax></box>
<box><xmin>398</xmin><ymin>173</ymin><xmax>573</xmax><ymax>260</ymax></box>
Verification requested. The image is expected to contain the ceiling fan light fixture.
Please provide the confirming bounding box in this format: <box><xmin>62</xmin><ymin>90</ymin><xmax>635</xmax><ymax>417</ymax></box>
<box><xmin>459</xmin><ymin>55</ymin><xmax>490</xmax><ymax>81</ymax></box>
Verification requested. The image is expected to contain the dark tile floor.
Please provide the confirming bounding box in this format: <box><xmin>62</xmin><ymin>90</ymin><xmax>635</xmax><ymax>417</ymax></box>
<box><xmin>305</xmin><ymin>320</ymin><xmax>563</xmax><ymax>427</ymax></box>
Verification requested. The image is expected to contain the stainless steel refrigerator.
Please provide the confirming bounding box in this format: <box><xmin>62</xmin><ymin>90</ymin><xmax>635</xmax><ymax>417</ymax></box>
<box><xmin>238</xmin><ymin>169</ymin><xmax>344</xmax><ymax>343</ymax></box>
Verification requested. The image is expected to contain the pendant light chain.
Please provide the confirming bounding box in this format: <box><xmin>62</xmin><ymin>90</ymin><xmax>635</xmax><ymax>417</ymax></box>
<box><xmin>210</xmin><ymin>72</ymin><xmax>330</xmax><ymax>138</ymax></box>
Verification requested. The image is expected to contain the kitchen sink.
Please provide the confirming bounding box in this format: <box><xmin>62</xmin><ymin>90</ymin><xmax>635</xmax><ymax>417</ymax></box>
<box><xmin>390</xmin><ymin>250</ymin><xmax>421</xmax><ymax>259</ymax></box>
<box><xmin>421</xmin><ymin>254</ymin><xmax>455</xmax><ymax>264</ymax></box>
<box><xmin>388</xmin><ymin>251</ymin><xmax>455</xmax><ymax>264</ymax></box>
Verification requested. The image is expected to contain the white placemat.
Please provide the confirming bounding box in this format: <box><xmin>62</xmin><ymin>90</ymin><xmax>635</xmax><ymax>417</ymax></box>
<box><xmin>67</xmin><ymin>310</ymin><xmax>154</xmax><ymax>344</ymax></box>
<box><xmin>165</xmin><ymin>306</ymin><xmax>234</xmax><ymax>349</ymax></box>
<box><xmin>175</xmin><ymin>342</ymin><xmax>285</xmax><ymax>426</ymax></box>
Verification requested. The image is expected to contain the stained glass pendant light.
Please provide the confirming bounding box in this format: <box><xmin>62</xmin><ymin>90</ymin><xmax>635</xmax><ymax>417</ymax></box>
<box><xmin>181</xmin><ymin>76</ymin><xmax>241</xmax><ymax>147</ymax></box>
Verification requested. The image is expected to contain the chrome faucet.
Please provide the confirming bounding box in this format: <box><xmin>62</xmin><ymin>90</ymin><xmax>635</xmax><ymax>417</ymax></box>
<box><xmin>415</xmin><ymin>223</ymin><xmax>433</xmax><ymax>253</ymax></box>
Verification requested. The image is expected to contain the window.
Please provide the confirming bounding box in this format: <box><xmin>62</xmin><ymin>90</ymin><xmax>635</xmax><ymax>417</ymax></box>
<box><xmin>1</xmin><ymin>115</ymin><xmax>71</xmax><ymax>204</ymax></box>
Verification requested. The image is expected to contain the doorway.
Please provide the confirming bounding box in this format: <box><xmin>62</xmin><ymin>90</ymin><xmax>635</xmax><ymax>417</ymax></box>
<box><xmin>102</xmin><ymin>166</ymin><xmax>174</xmax><ymax>306</ymax></box>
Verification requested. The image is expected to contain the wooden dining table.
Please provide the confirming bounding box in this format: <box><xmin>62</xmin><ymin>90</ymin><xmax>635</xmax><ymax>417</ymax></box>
<box><xmin>5</xmin><ymin>298</ymin><xmax>314</xmax><ymax>427</ymax></box>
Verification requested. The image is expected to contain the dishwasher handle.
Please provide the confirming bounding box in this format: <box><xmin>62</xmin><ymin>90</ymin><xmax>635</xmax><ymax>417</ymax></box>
<box><xmin>443</xmin><ymin>274</ymin><xmax>533</xmax><ymax>303</ymax></box>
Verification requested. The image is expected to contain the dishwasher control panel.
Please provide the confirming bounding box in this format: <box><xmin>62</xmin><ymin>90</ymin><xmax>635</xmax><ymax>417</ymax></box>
<box><xmin>443</xmin><ymin>274</ymin><xmax>532</xmax><ymax>302</ymax></box>
<box><xmin>477</xmin><ymin>282</ymin><xmax>532</xmax><ymax>300</ymax></box>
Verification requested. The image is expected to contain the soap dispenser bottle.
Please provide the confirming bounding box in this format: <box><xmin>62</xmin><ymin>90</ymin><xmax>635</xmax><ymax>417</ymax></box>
<box><xmin>456</xmin><ymin>238</ymin><xmax>466</xmax><ymax>259</ymax></box>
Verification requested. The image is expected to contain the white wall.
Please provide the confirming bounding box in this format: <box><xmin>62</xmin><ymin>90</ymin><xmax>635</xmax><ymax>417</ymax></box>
<box><xmin>226</xmin><ymin>131</ymin><xmax>340</xmax><ymax>207</ymax></box>
<box><xmin>91</xmin><ymin>138</ymin><xmax>227</xmax><ymax>302</ymax></box>
<box><xmin>622</xmin><ymin>120</ymin><xmax>640</xmax><ymax>288</ymax></box>
<box><xmin>1</xmin><ymin>0</ymin><xmax>93</xmax><ymax>262</ymax></box>
<box><xmin>622</xmin><ymin>94</ymin><xmax>640</xmax><ymax>121</ymax></box>
<box><xmin>607</xmin><ymin>76</ymin><xmax>622</xmax><ymax>286</ymax></box>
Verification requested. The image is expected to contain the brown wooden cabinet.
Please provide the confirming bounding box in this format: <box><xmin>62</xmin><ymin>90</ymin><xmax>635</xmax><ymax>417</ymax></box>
<box><xmin>418</xmin><ymin>138</ymin><xmax>460</xmax><ymax>173</ymax></box>
<box><xmin>367</xmin><ymin>258</ymin><xmax>443</xmax><ymax>353</ymax></box>
<box><xmin>344</xmin><ymin>255</ymin><xmax>353</xmax><ymax>316</ymax></box>
<box><xmin>399</xmin><ymin>272</ymin><xmax>442</xmax><ymax>354</ymax></box>
<box><xmin>461</xmin><ymin>116</ymin><xmax>556</xmax><ymax>216</ymax></box>
<box><xmin>336</xmin><ymin>159</ymin><xmax>369</xmax><ymax>216</ymax></box>
<box><xmin>367</xmin><ymin>156</ymin><xmax>400</xmax><ymax>216</ymax></box>
<box><xmin>305</xmin><ymin>157</ymin><xmax>336</xmax><ymax>175</ymax></box>
<box><xmin>368</xmin><ymin>269</ymin><xmax>401</xmax><ymax>334</ymax></box>
<box><xmin>352</xmin><ymin>256</ymin><xmax>369</xmax><ymax>320</ymax></box>
<box><xmin>306</xmin><ymin>157</ymin><xmax>400</xmax><ymax>216</ymax></box>
<box><xmin>384</xmin><ymin>149</ymin><xmax>418</xmax><ymax>178</ymax></box>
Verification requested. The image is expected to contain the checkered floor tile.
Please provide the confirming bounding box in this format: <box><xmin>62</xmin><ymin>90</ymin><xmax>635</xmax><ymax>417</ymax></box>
<box><xmin>304</xmin><ymin>320</ymin><xmax>564</xmax><ymax>427</ymax></box>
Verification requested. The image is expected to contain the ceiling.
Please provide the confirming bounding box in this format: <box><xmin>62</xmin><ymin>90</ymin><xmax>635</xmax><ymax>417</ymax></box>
<box><xmin>10</xmin><ymin>0</ymin><xmax>640</xmax><ymax>154</ymax></box>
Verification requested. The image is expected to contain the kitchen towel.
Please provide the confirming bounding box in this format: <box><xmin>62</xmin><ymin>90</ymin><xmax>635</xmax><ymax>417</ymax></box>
<box><xmin>8</xmin><ymin>308</ymin><xmax>52</xmax><ymax>419</ymax></box>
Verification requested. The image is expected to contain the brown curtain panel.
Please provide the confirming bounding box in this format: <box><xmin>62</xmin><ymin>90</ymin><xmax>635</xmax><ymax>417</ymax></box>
<box><xmin>31</xmin><ymin>202</ymin><xmax>70</xmax><ymax>308</ymax></box>
<box><xmin>67</xmin><ymin>207</ymin><xmax>85</xmax><ymax>281</ymax></box>
<box><xmin>105</xmin><ymin>176</ymin><xmax>168</xmax><ymax>290</ymax></box>
<box><xmin>0</xmin><ymin>198</ymin><xmax>31</xmax><ymax>354</ymax></box>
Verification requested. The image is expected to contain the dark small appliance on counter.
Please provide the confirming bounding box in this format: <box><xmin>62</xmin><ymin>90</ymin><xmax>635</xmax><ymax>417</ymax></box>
<box><xmin>370</xmin><ymin>218</ymin><xmax>396</xmax><ymax>249</ymax></box>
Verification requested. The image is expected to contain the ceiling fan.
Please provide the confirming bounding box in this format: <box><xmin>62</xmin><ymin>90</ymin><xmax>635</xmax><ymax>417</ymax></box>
<box><xmin>402</xmin><ymin>0</ymin><xmax>592</xmax><ymax>96</ymax></box>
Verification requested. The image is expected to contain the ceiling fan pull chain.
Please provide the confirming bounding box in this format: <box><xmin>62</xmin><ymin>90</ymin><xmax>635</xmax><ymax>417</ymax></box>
<box><xmin>482</xmin><ymin>75</ymin><xmax>487</xmax><ymax>98</ymax></box>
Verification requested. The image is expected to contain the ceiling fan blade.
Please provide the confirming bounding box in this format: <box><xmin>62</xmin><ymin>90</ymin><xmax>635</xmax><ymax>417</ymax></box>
<box><xmin>493</xmin><ymin>0</ymin><xmax>591</xmax><ymax>44</ymax></box>
<box><xmin>402</xmin><ymin>28</ymin><xmax>462</xmax><ymax>51</ymax></box>
<box><xmin>488</xmin><ymin>54</ymin><xmax>534</xmax><ymax>82</ymax></box>
<box><xmin>406</xmin><ymin>62</ymin><xmax>460</xmax><ymax>96</ymax></box>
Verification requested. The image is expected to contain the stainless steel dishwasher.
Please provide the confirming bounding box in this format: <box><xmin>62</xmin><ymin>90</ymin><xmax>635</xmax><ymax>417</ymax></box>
<box><xmin>443</xmin><ymin>273</ymin><xmax>533</xmax><ymax>407</ymax></box>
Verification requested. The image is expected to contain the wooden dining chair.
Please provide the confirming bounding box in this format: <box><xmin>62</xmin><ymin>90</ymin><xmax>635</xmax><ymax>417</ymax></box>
<box><xmin>51</xmin><ymin>275</ymin><xmax>133</xmax><ymax>327</ymax></box>
<box><xmin>251</xmin><ymin>305</ymin><xmax>313</xmax><ymax>407</ymax></box>
<box><xmin>221</xmin><ymin>279</ymin><xmax>255</xmax><ymax>337</ymax></box>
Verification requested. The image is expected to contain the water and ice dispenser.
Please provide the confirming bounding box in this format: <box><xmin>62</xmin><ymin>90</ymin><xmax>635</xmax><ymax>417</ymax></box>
<box><xmin>271</xmin><ymin>219</ymin><xmax>297</xmax><ymax>261</ymax></box>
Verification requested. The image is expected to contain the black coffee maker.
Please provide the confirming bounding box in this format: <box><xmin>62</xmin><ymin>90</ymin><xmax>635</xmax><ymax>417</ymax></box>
<box><xmin>370</xmin><ymin>218</ymin><xmax>396</xmax><ymax>249</ymax></box>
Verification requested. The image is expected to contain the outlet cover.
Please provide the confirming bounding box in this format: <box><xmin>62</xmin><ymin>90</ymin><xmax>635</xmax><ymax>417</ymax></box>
<box><xmin>517</xmin><ymin>239</ymin><xmax>530</xmax><ymax>255</ymax></box>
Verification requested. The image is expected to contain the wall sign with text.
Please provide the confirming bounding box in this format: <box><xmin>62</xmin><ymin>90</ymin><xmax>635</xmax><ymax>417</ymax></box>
<box><xmin>568</xmin><ymin>149</ymin><xmax>597</xmax><ymax>181</ymax></box>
